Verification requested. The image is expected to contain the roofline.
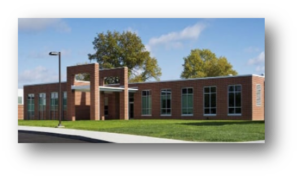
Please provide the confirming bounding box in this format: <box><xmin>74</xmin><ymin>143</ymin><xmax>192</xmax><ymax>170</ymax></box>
<box><xmin>99</xmin><ymin>67</ymin><xmax>127</xmax><ymax>71</ymax></box>
<box><xmin>71</xmin><ymin>85</ymin><xmax>138</xmax><ymax>92</ymax></box>
<box><xmin>23</xmin><ymin>74</ymin><xmax>264</xmax><ymax>87</ymax></box>
<box><xmin>129</xmin><ymin>74</ymin><xmax>264</xmax><ymax>85</ymax></box>
<box><xmin>23</xmin><ymin>81</ymin><xmax>67</xmax><ymax>87</ymax></box>
<box><xmin>66</xmin><ymin>62</ymin><xmax>98</xmax><ymax>68</ymax></box>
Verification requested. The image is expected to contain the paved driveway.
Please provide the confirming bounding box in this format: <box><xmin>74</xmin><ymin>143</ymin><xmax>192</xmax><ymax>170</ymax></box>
<box><xmin>18</xmin><ymin>130</ymin><xmax>111</xmax><ymax>143</ymax></box>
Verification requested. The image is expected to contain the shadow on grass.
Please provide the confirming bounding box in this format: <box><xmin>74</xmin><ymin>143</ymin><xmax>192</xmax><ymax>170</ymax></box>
<box><xmin>179</xmin><ymin>121</ymin><xmax>264</xmax><ymax>127</ymax></box>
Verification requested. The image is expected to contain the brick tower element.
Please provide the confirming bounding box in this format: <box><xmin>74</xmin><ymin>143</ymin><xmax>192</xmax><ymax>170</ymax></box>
<box><xmin>66</xmin><ymin>63</ymin><xmax>99</xmax><ymax>121</ymax></box>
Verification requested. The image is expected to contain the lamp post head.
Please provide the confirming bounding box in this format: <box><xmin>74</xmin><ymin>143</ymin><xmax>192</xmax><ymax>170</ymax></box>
<box><xmin>49</xmin><ymin>51</ymin><xmax>60</xmax><ymax>56</ymax></box>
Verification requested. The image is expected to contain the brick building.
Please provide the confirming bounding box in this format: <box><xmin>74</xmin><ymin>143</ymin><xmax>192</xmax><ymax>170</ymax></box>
<box><xmin>18</xmin><ymin>89</ymin><xmax>24</xmax><ymax>120</ymax></box>
<box><xmin>23</xmin><ymin>63</ymin><xmax>265</xmax><ymax>121</ymax></box>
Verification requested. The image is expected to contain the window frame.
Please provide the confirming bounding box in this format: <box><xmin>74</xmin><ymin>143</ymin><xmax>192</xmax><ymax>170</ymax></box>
<box><xmin>203</xmin><ymin>86</ymin><xmax>217</xmax><ymax>116</ymax></box>
<box><xmin>27</xmin><ymin>93</ymin><xmax>35</xmax><ymax>112</ymax></box>
<box><xmin>63</xmin><ymin>91</ymin><xmax>67</xmax><ymax>111</ymax></box>
<box><xmin>181</xmin><ymin>87</ymin><xmax>194</xmax><ymax>116</ymax></box>
<box><xmin>39</xmin><ymin>93</ymin><xmax>46</xmax><ymax>112</ymax></box>
<box><xmin>18</xmin><ymin>96</ymin><xmax>23</xmax><ymax>105</ymax></box>
<box><xmin>160</xmin><ymin>89</ymin><xmax>172</xmax><ymax>116</ymax></box>
<box><xmin>27</xmin><ymin>93</ymin><xmax>35</xmax><ymax>120</ymax></box>
<box><xmin>50</xmin><ymin>92</ymin><xmax>58</xmax><ymax>112</ymax></box>
<box><xmin>227</xmin><ymin>84</ymin><xmax>242</xmax><ymax>116</ymax></box>
<box><xmin>141</xmin><ymin>90</ymin><xmax>152</xmax><ymax>116</ymax></box>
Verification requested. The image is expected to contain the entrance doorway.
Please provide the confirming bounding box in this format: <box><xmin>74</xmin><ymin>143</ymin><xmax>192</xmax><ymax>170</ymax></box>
<box><xmin>129</xmin><ymin>103</ymin><xmax>134</xmax><ymax>119</ymax></box>
<box><xmin>104</xmin><ymin>97</ymin><xmax>108</xmax><ymax>118</ymax></box>
<box><xmin>129</xmin><ymin>93</ymin><xmax>134</xmax><ymax>119</ymax></box>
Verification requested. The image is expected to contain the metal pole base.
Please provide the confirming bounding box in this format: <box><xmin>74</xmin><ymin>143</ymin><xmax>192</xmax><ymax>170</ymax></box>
<box><xmin>56</xmin><ymin>124</ymin><xmax>65</xmax><ymax>128</ymax></box>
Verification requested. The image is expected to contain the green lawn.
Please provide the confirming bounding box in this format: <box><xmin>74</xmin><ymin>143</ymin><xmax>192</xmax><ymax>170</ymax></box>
<box><xmin>18</xmin><ymin>120</ymin><xmax>265</xmax><ymax>142</ymax></box>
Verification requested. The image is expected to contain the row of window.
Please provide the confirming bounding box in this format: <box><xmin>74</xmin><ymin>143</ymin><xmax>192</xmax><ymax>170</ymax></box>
<box><xmin>141</xmin><ymin>84</ymin><xmax>262</xmax><ymax>116</ymax></box>
<box><xmin>26</xmin><ymin>84</ymin><xmax>262</xmax><ymax>117</ymax></box>
<box><xmin>27</xmin><ymin>92</ymin><xmax>67</xmax><ymax>112</ymax></box>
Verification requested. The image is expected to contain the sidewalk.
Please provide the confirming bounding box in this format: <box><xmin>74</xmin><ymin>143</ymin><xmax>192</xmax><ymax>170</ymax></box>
<box><xmin>18</xmin><ymin>126</ymin><xmax>265</xmax><ymax>143</ymax></box>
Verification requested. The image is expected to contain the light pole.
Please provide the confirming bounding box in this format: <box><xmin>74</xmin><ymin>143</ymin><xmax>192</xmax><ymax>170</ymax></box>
<box><xmin>49</xmin><ymin>51</ymin><xmax>64</xmax><ymax>128</ymax></box>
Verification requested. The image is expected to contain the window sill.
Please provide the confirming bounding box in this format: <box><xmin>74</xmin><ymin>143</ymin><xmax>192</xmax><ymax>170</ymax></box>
<box><xmin>181</xmin><ymin>114</ymin><xmax>193</xmax><ymax>116</ymax></box>
<box><xmin>227</xmin><ymin>114</ymin><xmax>242</xmax><ymax>116</ymax></box>
<box><xmin>160</xmin><ymin>114</ymin><xmax>172</xmax><ymax>117</ymax></box>
<box><xmin>142</xmin><ymin>115</ymin><xmax>152</xmax><ymax>117</ymax></box>
<box><xmin>203</xmin><ymin>114</ymin><xmax>216</xmax><ymax>116</ymax></box>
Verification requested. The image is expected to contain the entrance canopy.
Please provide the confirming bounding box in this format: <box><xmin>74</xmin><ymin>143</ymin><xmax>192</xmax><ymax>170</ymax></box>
<box><xmin>71</xmin><ymin>85</ymin><xmax>138</xmax><ymax>92</ymax></box>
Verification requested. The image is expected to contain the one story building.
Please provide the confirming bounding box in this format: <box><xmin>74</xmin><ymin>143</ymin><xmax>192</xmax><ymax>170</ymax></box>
<box><xmin>23</xmin><ymin>63</ymin><xmax>265</xmax><ymax>121</ymax></box>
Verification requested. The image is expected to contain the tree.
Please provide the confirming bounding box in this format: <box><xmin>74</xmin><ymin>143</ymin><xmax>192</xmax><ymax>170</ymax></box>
<box><xmin>181</xmin><ymin>49</ymin><xmax>238</xmax><ymax>79</ymax></box>
<box><xmin>75</xmin><ymin>62</ymin><xmax>90</xmax><ymax>81</ymax></box>
<box><xmin>88</xmin><ymin>31</ymin><xmax>162</xmax><ymax>82</ymax></box>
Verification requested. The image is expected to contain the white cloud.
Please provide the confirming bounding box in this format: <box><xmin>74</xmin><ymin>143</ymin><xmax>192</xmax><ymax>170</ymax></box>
<box><xmin>18</xmin><ymin>18</ymin><xmax>71</xmax><ymax>33</ymax></box>
<box><xmin>146</xmin><ymin>22</ymin><xmax>206</xmax><ymax>51</ymax></box>
<box><xmin>247</xmin><ymin>51</ymin><xmax>265</xmax><ymax>73</ymax></box>
<box><xmin>256</xmin><ymin>66</ymin><xmax>265</xmax><ymax>72</ymax></box>
<box><xmin>244</xmin><ymin>46</ymin><xmax>260</xmax><ymax>53</ymax></box>
<box><xmin>144</xmin><ymin>44</ymin><xmax>151</xmax><ymax>52</ymax></box>
<box><xmin>18</xmin><ymin>66</ymin><xmax>66</xmax><ymax>87</ymax></box>
<box><xmin>247</xmin><ymin>51</ymin><xmax>265</xmax><ymax>65</ymax></box>
<box><xmin>125</xmin><ymin>27</ymin><xmax>138</xmax><ymax>35</ymax></box>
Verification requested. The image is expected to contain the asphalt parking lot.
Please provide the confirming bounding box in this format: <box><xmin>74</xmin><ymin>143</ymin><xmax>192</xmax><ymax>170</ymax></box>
<box><xmin>18</xmin><ymin>130</ymin><xmax>111</xmax><ymax>143</ymax></box>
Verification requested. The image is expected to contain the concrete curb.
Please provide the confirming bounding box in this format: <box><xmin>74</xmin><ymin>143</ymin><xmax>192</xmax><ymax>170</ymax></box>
<box><xmin>18</xmin><ymin>126</ymin><xmax>265</xmax><ymax>143</ymax></box>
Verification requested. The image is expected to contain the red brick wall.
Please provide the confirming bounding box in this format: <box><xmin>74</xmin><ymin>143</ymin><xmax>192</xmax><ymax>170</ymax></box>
<box><xmin>66</xmin><ymin>63</ymin><xmax>99</xmax><ymax>121</ymax></box>
<box><xmin>252</xmin><ymin>76</ymin><xmax>265</xmax><ymax>120</ymax></box>
<box><xmin>23</xmin><ymin>67</ymin><xmax>264</xmax><ymax>121</ymax></box>
<box><xmin>129</xmin><ymin>75</ymin><xmax>264</xmax><ymax>120</ymax></box>
<box><xmin>18</xmin><ymin>105</ymin><xmax>23</xmax><ymax>120</ymax></box>
<box><xmin>24</xmin><ymin>82</ymin><xmax>92</xmax><ymax>120</ymax></box>
<box><xmin>99</xmin><ymin>67</ymin><xmax>128</xmax><ymax>120</ymax></box>
<box><xmin>24</xmin><ymin>82</ymin><xmax>67</xmax><ymax>120</ymax></box>
<box><xmin>74</xmin><ymin>91</ymin><xmax>90</xmax><ymax>120</ymax></box>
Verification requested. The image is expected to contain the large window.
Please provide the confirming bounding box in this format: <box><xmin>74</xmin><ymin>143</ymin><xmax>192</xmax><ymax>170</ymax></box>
<box><xmin>51</xmin><ymin>92</ymin><xmax>58</xmax><ymax>111</ymax></box>
<box><xmin>39</xmin><ymin>93</ymin><xmax>46</xmax><ymax>111</ymax></box>
<box><xmin>182</xmin><ymin>88</ymin><xmax>193</xmax><ymax>115</ymax></box>
<box><xmin>161</xmin><ymin>89</ymin><xmax>171</xmax><ymax>116</ymax></box>
<box><xmin>39</xmin><ymin>93</ymin><xmax>46</xmax><ymax>120</ymax></box>
<box><xmin>18</xmin><ymin>96</ymin><xmax>22</xmax><ymax>104</ymax></box>
<box><xmin>256</xmin><ymin>84</ymin><xmax>261</xmax><ymax>106</ymax></box>
<box><xmin>142</xmin><ymin>90</ymin><xmax>151</xmax><ymax>115</ymax></box>
<box><xmin>204</xmin><ymin>86</ymin><xmax>216</xmax><ymax>115</ymax></box>
<box><xmin>27</xmin><ymin>94</ymin><xmax>34</xmax><ymax>119</ymax></box>
<box><xmin>63</xmin><ymin>91</ymin><xmax>67</xmax><ymax>110</ymax></box>
<box><xmin>228</xmin><ymin>85</ymin><xmax>242</xmax><ymax>115</ymax></box>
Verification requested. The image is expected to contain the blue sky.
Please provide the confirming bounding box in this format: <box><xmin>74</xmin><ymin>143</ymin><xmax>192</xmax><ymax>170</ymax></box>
<box><xmin>18</xmin><ymin>18</ymin><xmax>265</xmax><ymax>88</ymax></box>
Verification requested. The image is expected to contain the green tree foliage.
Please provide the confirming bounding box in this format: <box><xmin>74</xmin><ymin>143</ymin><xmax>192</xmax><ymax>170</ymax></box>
<box><xmin>181</xmin><ymin>49</ymin><xmax>238</xmax><ymax>78</ymax></box>
<box><xmin>88</xmin><ymin>31</ymin><xmax>162</xmax><ymax>82</ymax></box>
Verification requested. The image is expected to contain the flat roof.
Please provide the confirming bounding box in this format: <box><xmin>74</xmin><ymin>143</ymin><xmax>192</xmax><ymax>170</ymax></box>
<box><xmin>23</xmin><ymin>74</ymin><xmax>264</xmax><ymax>87</ymax></box>
<box><xmin>128</xmin><ymin>74</ymin><xmax>265</xmax><ymax>85</ymax></box>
